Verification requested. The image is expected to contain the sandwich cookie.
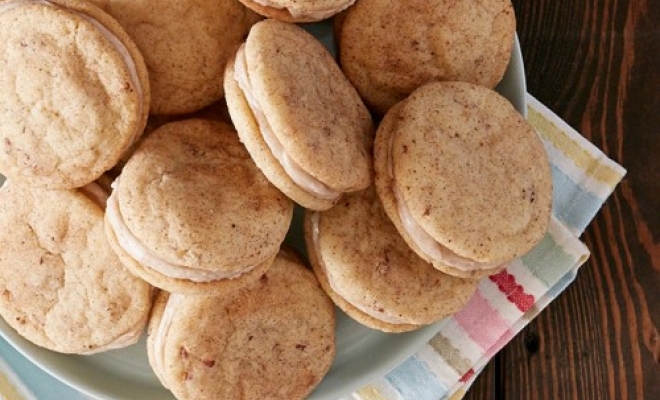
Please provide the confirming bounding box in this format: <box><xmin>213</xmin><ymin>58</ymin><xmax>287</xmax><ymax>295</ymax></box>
<box><xmin>338</xmin><ymin>0</ymin><xmax>516</xmax><ymax>114</ymax></box>
<box><xmin>105</xmin><ymin>119</ymin><xmax>293</xmax><ymax>294</ymax></box>
<box><xmin>0</xmin><ymin>0</ymin><xmax>150</xmax><ymax>188</ymax></box>
<box><xmin>374</xmin><ymin>82</ymin><xmax>553</xmax><ymax>279</ymax></box>
<box><xmin>0</xmin><ymin>183</ymin><xmax>152</xmax><ymax>354</ymax></box>
<box><xmin>147</xmin><ymin>251</ymin><xmax>335</xmax><ymax>400</ymax></box>
<box><xmin>305</xmin><ymin>188</ymin><xmax>478</xmax><ymax>332</ymax></box>
<box><xmin>224</xmin><ymin>20</ymin><xmax>373</xmax><ymax>211</ymax></box>
<box><xmin>235</xmin><ymin>0</ymin><xmax>356</xmax><ymax>23</ymax></box>
<box><xmin>90</xmin><ymin>0</ymin><xmax>260</xmax><ymax>116</ymax></box>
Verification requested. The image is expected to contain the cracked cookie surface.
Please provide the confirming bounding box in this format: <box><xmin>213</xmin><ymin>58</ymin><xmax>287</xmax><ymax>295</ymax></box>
<box><xmin>0</xmin><ymin>183</ymin><xmax>152</xmax><ymax>354</ymax></box>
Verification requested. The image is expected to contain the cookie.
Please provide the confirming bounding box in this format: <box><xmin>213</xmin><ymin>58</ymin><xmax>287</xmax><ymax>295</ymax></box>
<box><xmin>305</xmin><ymin>188</ymin><xmax>478</xmax><ymax>332</ymax></box>
<box><xmin>105</xmin><ymin>119</ymin><xmax>293</xmax><ymax>294</ymax></box>
<box><xmin>90</xmin><ymin>0</ymin><xmax>260</xmax><ymax>115</ymax></box>
<box><xmin>147</xmin><ymin>251</ymin><xmax>335</xmax><ymax>400</ymax></box>
<box><xmin>236</xmin><ymin>0</ymin><xmax>356</xmax><ymax>23</ymax></box>
<box><xmin>0</xmin><ymin>0</ymin><xmax>150</xmax><ymax>188</ymax></box>
<box><xmin>0</xmin><ymin>183</ymin><xmax>152</xmax><ymax>354</ymax></box>
<box><xmin>224</xmin><ymin>20</ymin><xmax>373</xmax><ymax>210</ymax></box>
<box><xmin>338</xmin><ymin>0</ymin><xmax>516</xmax><ymax>114</ymax></box>
<box><xmin>374</xmin><ymin>82</ymin><xmax>553</xmax><ymax>279</ymax></box>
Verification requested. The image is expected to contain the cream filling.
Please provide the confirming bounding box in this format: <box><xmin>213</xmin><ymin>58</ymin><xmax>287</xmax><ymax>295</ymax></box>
<box><xmin>0</xmin><ymin>0</ymin><xmax>144</xmax><ymax>152</ymax></box>
<box><xmin>250</xmin><ymin>0</ymin><xmax>355</xmax><ymax>19</ymax></box>
<box><xmin>311</xmin><ymin>213</ymin><xmax>411</xmax><ymax>325</ymax></box>
<box><xmin>387</xmin><ymin>133</ymin><xmax>502</xmax><ymax>272</ymax></box>
<box><xmin>79</xmin><ymin>182</ymin><xmax>108</xmax><ymax>208</ymax></box>
<box><xmin>233</xmin><ymin>45</ymin><xmax>341</xmax><ymax>201</ymax></box>
<box><xmin>106</xmin><ymin>184</ymin><xmax>253</xmax><ymax>282</ymax></box>
<box><xmin>152</xmin><ymin>293</ymin><xmax>183</xmax><ymax>383</ymax></box>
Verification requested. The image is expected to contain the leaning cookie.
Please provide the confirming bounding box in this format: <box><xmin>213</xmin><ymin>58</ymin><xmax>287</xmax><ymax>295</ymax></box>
<box><xmin>305</xmin><ymin>188</ymin><xmax>479</xmax><ymax>333</ymax></box>
<box><xmin>0</xmin><ymin>183</ymin><xmax>152</xmax><ymax>354</ymax></box>
<box><xmin>0</xmin><ymin>0</ymin><xmax>150</xmax><ymax>188</ymax></box>
<box><xmin>338</xmin><ymin>0</ymin><xmax>516</xmax><ymax>114</ymax></box>
<box><xmin>236</xmin><ymin>0</ymin><xmax>356</xmax><ymax>23</ymax></box>
<box><xmin>147</xmin><ymin>251</ymin><xmax>335</xmax><ymax>400</ymax></box>
<box><xmin>90</xmin><ymin>0</ymin><xmax>260</xmax><ymax>115</ymax></box>
<box><xmin>224</xmin><ymin>20</ymin><xmax>373</xmax><ymax>211</ymax></box>
<box><xmin>105</xmin><ymin>119</ymin><xmax>293</xmax><ymax>294</ymax></box>
<box><xmin>374</xmin><ymin>82</ymin><xmax>553</xmax><ymax>279</ymax></box>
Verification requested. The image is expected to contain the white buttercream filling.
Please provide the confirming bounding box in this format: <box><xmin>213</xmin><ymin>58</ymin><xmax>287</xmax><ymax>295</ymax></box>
<box><xmin>311</xmin><ymin>213</ymin><xmax>411</xmax><ymax>325</ymax></box>
<box><xmin>250</xmin><ymin>0</ymin><xmax>356</xmax><ymax>19</ymax></box>
<box><xmin>233</xmin><ymin>45</ymin><xmax>341</xmax><ymax>201</ymax></box>
<box><xmin>387</xmin><ymin>132</ymin><xmax>502</xmax><ymax>272</ymax></box>
<box><xmin>0</xmin><ymin>0</ymin><xmax>144</xmax><ymax>152</ymax></box>
<box><xmin>105</xmin><ymin>184</ymin><xmax>253</xmax><ymax>282</ymax></box>
<box><xmin>152</xmin><ymin>293</ymin><xmax>183</xmax><ymax>383</ymax></box>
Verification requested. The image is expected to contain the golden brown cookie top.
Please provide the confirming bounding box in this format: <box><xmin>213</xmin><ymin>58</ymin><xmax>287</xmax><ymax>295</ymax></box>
<box><xmin>244</xmin><ymin>20</ymin><xmax>373</xmax><ymax>193</ymax></box>
<box><xmin>0</xmin><ymin>0</ymin><xmax>149</xmax><ymax>188</ymax></box>
<box><xmin>90</xmin><ymin>0</ymin><xmax>260</xmax><ymax>115</ymax></box>
<box><xmin>115</xmin><ymin>119</ymin><xmax>293</xmax><ymax>272</ymax></box>
<box><xmin>0</xmin><ymin>183</ymin><xmax>152</xmax><ymax>353</ymax></box>
<box><xmin>147</xmin><ymin>252</ymin><xmax>335</xmax><ymax>400</ymax></box>
<box><xmin>390</xmin><ymin>82</ymin><xmax>552</xmax><ymax>264</ymax></box>
<box><xmin>339</xmin><ymin>0</ymin><xmax>516</xmax><ymax>114</ymax></box>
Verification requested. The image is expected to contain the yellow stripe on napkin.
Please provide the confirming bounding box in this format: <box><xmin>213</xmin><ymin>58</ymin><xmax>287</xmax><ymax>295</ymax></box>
<box><xmin>527</xmin><ymin>106</ymin><xmax>622</xmax><ymax>187</ymax></box>
<box><xmin>357</xmin><ymin>385</ymin><xmax>388</xmax><ymax>400</ymax></box>
<box><xmin>447</xmin><ymin>389</ymin><xmax>467</xmax><ymax>400</ymax></box>
<box><xmin>0</xmin><ymin>370</ymin><xmax>26</xmax><ymax>400</ymax></box>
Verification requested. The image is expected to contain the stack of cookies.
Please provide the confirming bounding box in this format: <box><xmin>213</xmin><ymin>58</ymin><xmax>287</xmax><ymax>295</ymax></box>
<box><xmin>0</xmin><ymin>0</ymin><xmax>553</xmax><ymax>399</ymax></box>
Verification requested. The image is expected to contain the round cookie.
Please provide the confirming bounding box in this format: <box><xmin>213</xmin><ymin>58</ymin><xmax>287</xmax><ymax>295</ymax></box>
<box><xmin>0</xmin><ymin>0</ymin><xmax>150</xmax><ymax>188</ymax></box>
<box><xmin>338</xmin><ymin>0</ymin><xmax>516</xmax><ymax>114</ymax></box>
<box><xmin>224</xmin><ymin>20</ymin><xmax>373</xmax><ymax>211</ymax></box>
<box><xmin>305</xmin><ymin>188</ymin><xmax>478</xmax><ymax>333</ymax></box>
<box><xmin>88</xmin><ymin>0</ymin><xmax>260</xmax><ymax>116</ymax></box>
<box><xmin>236</xmin><ymin>0</ymin><xmax>356</xmax><ymax>23</ymax></box>
<box><xmin>147</xmin><ymin>252</ymin><xmax>335</xmax><ymax>400</ymax></box>
<box><xmin>0</xmin><ymin>183</ymin><xmax>153</xmax><ymax>354</ymax></box>
<box><xmin>105</xmin><ymin>119</ymin><xmax>293</xmax><ymax>294</ymax></box>
<box><xmin>374</xmin><ymin>82</ymin><xmax>553</xmax><ymax>279</ymax></box>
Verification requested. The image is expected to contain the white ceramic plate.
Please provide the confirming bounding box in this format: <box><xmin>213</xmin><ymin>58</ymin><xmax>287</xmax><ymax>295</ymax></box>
<box><xmin>0</xmin><ymin>21</ymin><xmax>526</xmax><ymax>400</ymax></box>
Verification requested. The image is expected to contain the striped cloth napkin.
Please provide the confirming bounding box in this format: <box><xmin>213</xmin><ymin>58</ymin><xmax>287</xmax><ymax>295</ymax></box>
<box><xmin>344</xmin><ymin>94</ymin><xmax>627</xmax><ymax>400</ymax></box>
<box><xmin>0</xmin><ymin>94</ymin><xmax>626</xmax><ymax>400</ymax></box>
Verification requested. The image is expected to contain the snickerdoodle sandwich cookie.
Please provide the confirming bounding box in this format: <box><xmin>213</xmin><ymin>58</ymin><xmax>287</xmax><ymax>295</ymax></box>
<box><xmin>374</xmin><ymin>82</ymin><xmax>553</xmax><ymax>279</ymax></box>
<box><xmin>236</xmin><ymin>0</ymin><xmax>356</xmax><ymax>23</ymax></box>
<box><xmin>225</xmin><ymin>20</ymin><xmax>373</xmax><ymax>211</ymax></box>
<box><xmin>105</xmin><ymin>119</ymin><xmax>293</xmax><ymax>294</ymax></box>
<box><xmin>147</xmin><ymin>251</ymin><xmax>335</xmax><ymax>400</ymax></box>
<box><xmin>305</xmin><ymin>188</ymin><xmax>478</xmax><ymax>332</ymax></box>
<box><xmin>0</xmin><ymin>0</ymin><xmax>150</xmax><ymax>189</ymax></box>
<box><xmin>338</xmin><ymin>0</ymin><xmax>516</xmax><ymax>114</ymax></box>
<box><xmin>0</xmin><ymin>182</ymin><xmax>152</xmax><ymax>354</ymax></box>
<box><xmin>91</xmin><ymin>0</ymin><xmax>260</xmax><ymax>115</ymax></box>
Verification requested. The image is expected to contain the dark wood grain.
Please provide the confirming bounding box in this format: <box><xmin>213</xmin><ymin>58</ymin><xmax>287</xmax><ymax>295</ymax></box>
<box><xmin>465</xmin><ymin>0</ymin><xmax>660</xmax><ymax>399</ymax></box>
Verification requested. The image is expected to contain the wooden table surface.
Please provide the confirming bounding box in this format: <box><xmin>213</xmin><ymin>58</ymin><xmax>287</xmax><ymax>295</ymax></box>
<box><xmin>465</xmin><ymin>0</ymin><xmax>660</xmax><ymax>399</ymax></box>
